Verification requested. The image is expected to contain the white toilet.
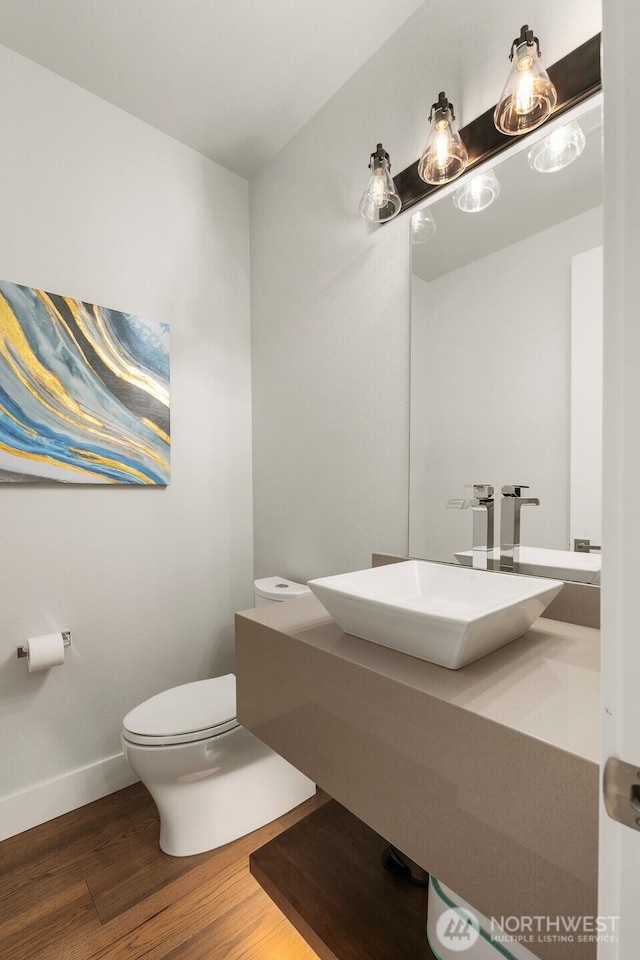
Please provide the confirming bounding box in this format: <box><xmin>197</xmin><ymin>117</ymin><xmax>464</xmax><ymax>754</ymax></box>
<box><xmin>121</xmin><ymin>577</ymin><xmax>314</xmax><ymax>857</ymax></box>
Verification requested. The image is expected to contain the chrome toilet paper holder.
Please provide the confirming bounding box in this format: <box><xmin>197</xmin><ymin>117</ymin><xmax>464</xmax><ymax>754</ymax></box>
<box><xmin>17</xmin><ymin>631</ymin><xmax>72</xmax><ymax>659</ymax></box>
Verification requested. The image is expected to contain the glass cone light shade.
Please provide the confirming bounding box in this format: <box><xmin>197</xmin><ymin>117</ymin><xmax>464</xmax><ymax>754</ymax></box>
<box><xmin>359</xmin><ymin>143</ymin><xmax>401</xmax><ymax>222</ymax></box>
<box><xmin>411</xmin><ymin>208</ymin><xmax>437</xmax><ymax>243</ymax></box>
<box><xmin>418</xmin><ymin>92</ymin><xmax>468</xmax><ymax>185</ymax></box>
<box><xmin>528</xmin><ymin>120</ymin><xmax>586</xmax><ymax>173</ymax></box>
<box><xmin>453</xmin><ymin>169</ymin><xmax>501</xmax><ymax>213</ymax></box>
<box><xmin>494</xmin><ymin>25</ymin><xmax>557</xmax><ymax>136</ymax></box>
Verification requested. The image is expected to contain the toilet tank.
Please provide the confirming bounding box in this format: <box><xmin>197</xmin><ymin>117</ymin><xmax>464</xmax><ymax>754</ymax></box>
<box><xmin>254</xmin><ymin>577</ymin><xmax>311</xmax><ymax>606</ymax></box>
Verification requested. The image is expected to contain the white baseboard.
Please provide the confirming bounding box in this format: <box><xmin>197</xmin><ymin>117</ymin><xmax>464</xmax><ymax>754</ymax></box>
<box><xmin>0</xmin><ymin>753</ymin><xmax>139</xmax><ymax>842</ymax></box>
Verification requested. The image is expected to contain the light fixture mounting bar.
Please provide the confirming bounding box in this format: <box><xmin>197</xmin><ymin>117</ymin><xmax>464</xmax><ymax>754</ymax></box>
<box><xmin>393</xmin><ymin>32</ymin><xmax>601</xmax><ymax>217</ymax></box>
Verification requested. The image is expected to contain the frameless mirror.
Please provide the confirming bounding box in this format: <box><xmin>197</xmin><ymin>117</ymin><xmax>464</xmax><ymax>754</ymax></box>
<box><xmin>409</xmin><ymin>97</ymin><xmax>603</xmax><ymax>584</ymax></box>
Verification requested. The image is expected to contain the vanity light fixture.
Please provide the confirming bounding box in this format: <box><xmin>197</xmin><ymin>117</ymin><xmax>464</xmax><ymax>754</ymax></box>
<box><xmin>494</xmin><ymin>25</ymin><xmax>557</xmax><ymax>136</ymax></box>
<box><xmin>452</xmin><ymin>169</ymin><xmax>501</xmax><ymax>213</ymax></box>
<box><xmin>359</xmin><ymin>143</ymin><xmax>401</xmax><ymax>223</ymax></box>
<box><xmin>383</xmin><ymin>34</ymin><xmax>600</xmax><ymax>218</ymax></box>
<box><xmin>418</xmin><ymin>92</ymin><xmax>469</xmax><ymax>185</ymax></box>
<box><xmin>527</xmin><ymin>119</ymin><xmax>586</xmax><ymax>173</ymax></box>
<box><xmin>410</xmin><ymin>207</ymin><xmax>437</xmax><ymax>242</ymax></box>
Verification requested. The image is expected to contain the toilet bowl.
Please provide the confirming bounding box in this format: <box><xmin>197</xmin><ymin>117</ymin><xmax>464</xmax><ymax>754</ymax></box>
<box><xmin>121</xmin><ymin>578</ymin><xmax>315</xmax><ymax>857</ymax></box>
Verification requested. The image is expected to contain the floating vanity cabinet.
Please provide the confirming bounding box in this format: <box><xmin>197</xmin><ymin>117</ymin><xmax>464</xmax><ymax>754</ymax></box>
<box><xmin>236</xmin><ymin>593</ymin><xmax>600</xmax><ymax>960</ymax></box>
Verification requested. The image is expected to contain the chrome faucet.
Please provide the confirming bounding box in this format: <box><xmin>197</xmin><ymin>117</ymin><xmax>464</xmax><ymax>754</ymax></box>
<box><xmin>447</xmin><ymin>483</ymin><xmax>495</xmax><ymax>570</ymax></box>
<box><xmin>500</xmin><ymin>484</ymin><xmax>539</xmax><ymax>571</ymax></box>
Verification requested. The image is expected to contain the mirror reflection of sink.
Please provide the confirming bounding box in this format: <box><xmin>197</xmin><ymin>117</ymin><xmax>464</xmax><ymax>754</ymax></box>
<box><xmin>307</xmin><ymin>560</ymin><xmax>563</xmax><ymax>669</ymax></box>
<box><xmin>454</xmin><ymin>546</ymin><xmax>601</xmax><ymax>584</ymax></box>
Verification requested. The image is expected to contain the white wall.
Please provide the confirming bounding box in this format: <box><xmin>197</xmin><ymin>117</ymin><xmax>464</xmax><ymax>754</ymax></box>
<box><xmin>409</xmin><ymin>207</ymin><xmax>602</xmax><ymax>564</ymax></box>
<box><xmin>0</xmin><ymin>45</ymin><xmax>253</xmax><ymax>834</ymax></box>
<box><xmin>250</xmin><ymin>0</ymin><xmax>602</xmax><ymax>583</ymax></box>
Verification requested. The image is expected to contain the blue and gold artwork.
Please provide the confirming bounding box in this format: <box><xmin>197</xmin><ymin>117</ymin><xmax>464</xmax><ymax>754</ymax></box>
<box><xmin>0</xmin><ymin>280</ymin><xmax>170</xmax><ymax>484</ymax></box>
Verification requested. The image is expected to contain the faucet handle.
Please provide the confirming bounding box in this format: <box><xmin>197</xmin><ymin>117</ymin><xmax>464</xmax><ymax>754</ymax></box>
<box><xmin>447</xmin><ymin>498</ymin><xmax>470</xmax><ymax>509</ymax></box>
<box><xmin>501</xmin><ymin>484</ymin><xmax>529</xmax><ymax>497</ymax></box>
<box><xmin>465</xmin><ymin>483</ymin><xmax>494</xmax><ymax>499</ymax></box>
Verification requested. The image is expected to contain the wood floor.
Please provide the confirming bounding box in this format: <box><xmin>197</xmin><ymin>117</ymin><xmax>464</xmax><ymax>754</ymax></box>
<box><xmin>0</xmin><ymin>782</ymin><xmax>327</xmax><ymax>960</ymax></box>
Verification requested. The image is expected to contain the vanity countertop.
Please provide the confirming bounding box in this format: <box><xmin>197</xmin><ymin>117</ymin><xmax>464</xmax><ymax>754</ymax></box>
<box><xmin>239</xmin><ymin>594</ymin><xmax>600</xmax><ymax>763</ymax></box>
<box><xmin>235</xmin><ymin>595</ymin><xmax>600</xmax><ymax>960</ymax></box>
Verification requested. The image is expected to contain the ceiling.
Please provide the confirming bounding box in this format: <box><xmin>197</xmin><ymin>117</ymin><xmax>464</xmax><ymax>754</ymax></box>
<box><xmin>0</xmin><ymin>0</ymin><xmax>426</xmax><ymax>179</ymax></box>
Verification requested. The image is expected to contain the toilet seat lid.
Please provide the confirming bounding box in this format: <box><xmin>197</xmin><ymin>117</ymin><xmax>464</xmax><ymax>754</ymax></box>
<box><xmin>122</xmin><ymin>675</ymin><xmax>238</xmax><ymax>745</ymax></box>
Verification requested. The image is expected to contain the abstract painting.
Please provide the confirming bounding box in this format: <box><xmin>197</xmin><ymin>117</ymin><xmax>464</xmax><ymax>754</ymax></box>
<box><xmin>0</xmin><ymin>280</ymin><xmax>170</xmax><ymax>484</ymax></box>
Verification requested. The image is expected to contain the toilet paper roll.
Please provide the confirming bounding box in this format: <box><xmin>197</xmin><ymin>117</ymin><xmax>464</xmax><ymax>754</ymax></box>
<box><xmin>26</xmin><ymin>632</ymin><xmax>66</xmax><ymax>673</ymax></box>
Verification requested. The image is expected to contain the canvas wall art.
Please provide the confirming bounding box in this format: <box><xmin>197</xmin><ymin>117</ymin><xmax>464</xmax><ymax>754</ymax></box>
<box><xmin>0</xmin><ymin>280</ymin><xmax>170</xmax><ymax>484</ymax></box>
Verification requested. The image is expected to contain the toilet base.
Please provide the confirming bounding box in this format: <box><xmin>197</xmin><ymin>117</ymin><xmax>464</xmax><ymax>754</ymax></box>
<box><xmin>128</xmin><ymin>726</ymin><xmax>315</xmax><ymax>857</ymax></box>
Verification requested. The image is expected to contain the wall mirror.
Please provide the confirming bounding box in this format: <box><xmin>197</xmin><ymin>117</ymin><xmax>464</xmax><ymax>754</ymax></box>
<box><xmin>408</xmin><ymin>95</ymin><xmax>603</xmax><ymax>584</ymax></box>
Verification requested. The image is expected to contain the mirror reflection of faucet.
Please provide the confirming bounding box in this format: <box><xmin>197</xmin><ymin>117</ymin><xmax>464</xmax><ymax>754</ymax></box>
<box><xmin>447</xmin><ymin>482</ymin><xmax>541</xmax><ymax>572</ymax></box>
<box><xmin>451</xmin><ymin>487</ymin><xmax>602</xmax><ymax>582</ymax></box>
<box><xmin>499</xmin><ymin>484</ymin><xmax>539</xmax><ymax>571</ymax></box>
<box><xmin>446</xmin><ymin>483</ymin><xmax>495</xmax><ymax>570</ymax></box>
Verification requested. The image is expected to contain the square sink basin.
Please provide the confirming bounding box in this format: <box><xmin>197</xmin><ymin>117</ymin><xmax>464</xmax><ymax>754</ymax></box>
<box><xmin>307</xmin><ymin>560</ymin><xmax>563</xmax><ymax>669</ymax></box>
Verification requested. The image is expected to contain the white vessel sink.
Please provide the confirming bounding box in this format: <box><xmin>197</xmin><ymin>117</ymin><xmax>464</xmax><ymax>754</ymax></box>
<box><xmin>307</xmin><ymin>560</ymin><xmax>563</xmax><ymax>669</ymax></box>
<box><xmin>454</xmin><ymin>546</ymin><xmax>601</xmax><ymax>584</ymax></box>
